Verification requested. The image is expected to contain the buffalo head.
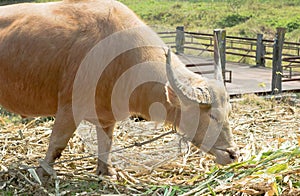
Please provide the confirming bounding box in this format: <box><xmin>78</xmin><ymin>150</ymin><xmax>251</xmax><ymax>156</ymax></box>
<box><xmin>165</xmin><ymin>49</ymin><xmax>239</xmax><ymax>165</ymax></box>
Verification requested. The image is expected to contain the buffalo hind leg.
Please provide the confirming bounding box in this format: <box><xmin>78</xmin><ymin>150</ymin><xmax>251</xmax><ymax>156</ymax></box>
<box><xmin>96</xmin><ymin>125</ymin><xmax>115</xmax><ymax>175</ymax></box>
<box><xmin>37</xmin><ymin>106</ymin><xmax>76</xmax><ymax>182</ymax></box>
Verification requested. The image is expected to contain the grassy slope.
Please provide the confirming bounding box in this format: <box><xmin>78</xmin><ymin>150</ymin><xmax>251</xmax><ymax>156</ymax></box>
<box><xmin>2</xmin><ymin>0</ymin><xmax>299</xmax><ymax>41</ymax></box>
<box><xmin>119</xmin><ymin>0</ymin><xmax>300</xmax><ymax>41</ymax></box>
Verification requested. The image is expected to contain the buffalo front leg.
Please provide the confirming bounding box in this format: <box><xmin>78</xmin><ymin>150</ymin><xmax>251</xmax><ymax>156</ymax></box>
<box><xmin>37</xmin><ymin>107</ymin><xmax>76</xmax><ymax>181</ymax></box>
<box><xmin>96</xmin><ymin>125</ymin><xmax>115</xmax><ymax>175</ymax></box>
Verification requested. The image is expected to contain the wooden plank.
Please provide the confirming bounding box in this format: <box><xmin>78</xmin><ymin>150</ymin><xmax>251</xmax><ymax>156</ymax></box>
<box><xmin>157</xmin><ymin>31</ymin><xmax>176</xmax><ymax>35</ymax></box>
<box><xmin>186</xmin><ymin>63</ymin><xmax>213</xmax><ymax>67</ymax></box>
<box><xmin>272</xmin><ymin>28</ymin><xmax>286</xmax><ymax>94</ymax></box>
<box><xmin>282</xmin><ymin>56</ymin><xmax>300</xmax><ymax>60</ymax></box>
<box><xmin>256</xmin><ymin>34</ymin><xmax>265</xmax><ymax>67</ymax></box>
<box><xmin>175</xmin><ymin>26</ymin><xmax>185</xmax><ymax>54</ymax></box>
<box><xmin>283</xmin><ymin>78</ymin><xmax>300</xmax><ymax>82</ymax></box>
<box><xmin>227</xmin><ymin>46</ymin><xmax>256</xmax><ymax>52</ymax></box>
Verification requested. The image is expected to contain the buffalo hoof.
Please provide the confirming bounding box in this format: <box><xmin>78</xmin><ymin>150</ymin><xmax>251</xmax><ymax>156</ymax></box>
<box><xmin>96</xmin><ymin>165</ymin><xmax>116</xmax><ymax>176</ymax></box>
<box><xmin>36</xmin><ymin>167</ymin><xmax>51</xmax><ymax>184</ymax></box>
<box><xmin>96</xmin><ymin>161</ymin><xmax>116</xmax><ymax>176</ymax></box>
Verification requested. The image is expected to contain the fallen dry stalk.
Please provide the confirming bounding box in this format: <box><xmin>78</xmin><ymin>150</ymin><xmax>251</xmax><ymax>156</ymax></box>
<box><xmin>0</xmin><ymin>94</ymin><xmax>299</xmax><ymax>195</ymax></box>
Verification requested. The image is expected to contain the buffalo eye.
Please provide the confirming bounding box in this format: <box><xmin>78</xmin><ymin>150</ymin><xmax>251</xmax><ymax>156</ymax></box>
<box><xmin>209</xmin><ymin>113</ymin><xmax>218</xmax><ymax>122</ymax></box>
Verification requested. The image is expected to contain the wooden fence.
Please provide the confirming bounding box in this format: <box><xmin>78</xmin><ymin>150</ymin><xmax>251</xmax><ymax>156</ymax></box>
<box><xmin>158</xmin><ymin>26</ymin><xmax>300</xmax><ymax>93</ymax></box>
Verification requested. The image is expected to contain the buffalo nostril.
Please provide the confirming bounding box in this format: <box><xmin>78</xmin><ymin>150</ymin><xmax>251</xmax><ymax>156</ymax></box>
<box><xmin>229</xmin><ymin>153</ymin><xmax>237</xmax><ymax>160</ymax></box>
<box><xmin>227</xmin><ymin>149</ymin><xmax>239</xmax><ymax>160</ymax></box>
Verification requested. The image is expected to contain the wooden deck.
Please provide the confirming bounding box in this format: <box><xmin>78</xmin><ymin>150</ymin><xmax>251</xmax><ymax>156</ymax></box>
<box><xmin>178</xmin><ymin>54</ymin><xmax>300</xmax><ymax>95</ymax></box>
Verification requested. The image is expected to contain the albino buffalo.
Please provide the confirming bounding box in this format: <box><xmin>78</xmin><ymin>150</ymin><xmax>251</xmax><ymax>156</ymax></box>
<box><xmin>0</xmin><ymin>0</ymin><xmax>238</xmax><ymax>180</ymax></box>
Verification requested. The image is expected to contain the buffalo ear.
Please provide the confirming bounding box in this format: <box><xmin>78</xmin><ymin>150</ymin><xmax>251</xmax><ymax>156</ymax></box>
<box><xmin>165</xmin><ymin>49</ymin><xmax>212</xmax><ymax>105</ymax></box>
<box><xmin>165</xmin><ymin>83</ymin><xmax>181</xmax><ymax>108</ymax></box>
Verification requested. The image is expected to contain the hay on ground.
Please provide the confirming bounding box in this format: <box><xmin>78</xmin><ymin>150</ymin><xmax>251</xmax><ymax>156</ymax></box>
<box><xmin>0</xmin><ymin>94</ymin><xmax>299</xmax><ymax>195</ymax></box>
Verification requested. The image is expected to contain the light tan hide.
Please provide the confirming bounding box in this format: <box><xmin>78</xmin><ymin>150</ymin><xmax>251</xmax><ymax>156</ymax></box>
<box><xmin>0</xmin><ymin>0</ymin><xmax>238</xmax><ymax>180</ymax></box>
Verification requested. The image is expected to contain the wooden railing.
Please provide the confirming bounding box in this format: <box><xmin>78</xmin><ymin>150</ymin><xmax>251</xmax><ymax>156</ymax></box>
<box><xmin>158</xmin><ymin>26</ymin><xmax>300</xmax><ymax>94</ymax></box>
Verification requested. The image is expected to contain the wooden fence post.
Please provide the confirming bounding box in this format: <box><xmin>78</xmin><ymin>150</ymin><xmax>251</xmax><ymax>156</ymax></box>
<box><xmin>256</xmin><ymin>34</ymin><xmax>265</xmax><ymax>67</ymax></box>
<box><xmin>214</xmin><ymin>29</ymin><xmax>226</xmax><ymax>83</ymax></box>
<box><xmin>176</xmin><ymin>26</ymin><xmax>185</xmax><ymax>54</ymax></box>
<box><xmin>271</xmin><ymin>27</ymin><xmax>286</xmax><ymax>94</ymax></box>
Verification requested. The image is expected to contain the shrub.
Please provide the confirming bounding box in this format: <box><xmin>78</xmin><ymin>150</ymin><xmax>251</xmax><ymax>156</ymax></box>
<box><xmin>217</xmin><ymin>14</ymin><xmax>251</xmax><ymax>28</ymax></box>
<box><xmin>286</xmin><ymin>20</ymin><xmax>300</xmax><ymax>32</ymax></box>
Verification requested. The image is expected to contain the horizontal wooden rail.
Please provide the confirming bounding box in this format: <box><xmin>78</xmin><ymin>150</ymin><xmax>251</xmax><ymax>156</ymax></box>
<box><xmin>283</xmin><ymin>56</ymin><xmax>300</xmax><ymax>60</ymax></box>
<box><xmin>158</xmin><ymin>30</ymin><xmax>300</xmax><ymax>63</ymax></box>
<box><xmin>157</xmin><ymin>31</ymin><xmax>176</xmax><ymax>35</ymax></box>
<box><xmin>158</xmin><ymin>27</ymin><xmax>300</xmax><ymax>87</ymax></box>
<box><xmin>184</xmin><ymin>46</ymin><xmax>214</xmax><ymax>52</ymax></box>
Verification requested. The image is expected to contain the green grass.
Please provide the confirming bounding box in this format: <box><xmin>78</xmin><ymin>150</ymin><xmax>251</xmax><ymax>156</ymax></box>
<box><xmin>2</xmin><ymin>0</ymin><xmax>299</xmax><ymax>41</ymax></box>
<box><xmin>119</xmin><ymin>0</ymin><xmax>300</xmax><ymax>41</ymax></box>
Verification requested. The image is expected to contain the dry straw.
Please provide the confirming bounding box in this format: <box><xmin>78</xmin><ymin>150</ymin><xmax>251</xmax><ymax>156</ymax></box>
<box><xmin>0</xmin><ymin>94</ymin><xmax>299</xmax><ymax>195</ymax></box>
